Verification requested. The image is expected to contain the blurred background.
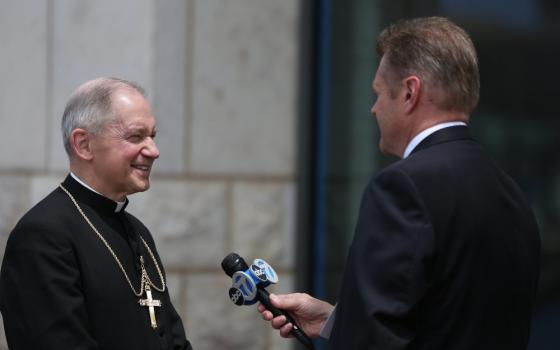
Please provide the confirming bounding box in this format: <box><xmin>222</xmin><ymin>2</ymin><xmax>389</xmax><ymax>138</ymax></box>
<box><xmin>0</xmin><ymin>0</ymin><xmax>558</xmax><ymax>349</ymax></box>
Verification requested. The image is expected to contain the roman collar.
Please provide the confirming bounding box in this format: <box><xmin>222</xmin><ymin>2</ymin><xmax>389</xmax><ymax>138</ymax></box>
<box><xmin>61</xmin><ymin>174</ymin><xmax>130</xmax><ymax>216</ymax></box>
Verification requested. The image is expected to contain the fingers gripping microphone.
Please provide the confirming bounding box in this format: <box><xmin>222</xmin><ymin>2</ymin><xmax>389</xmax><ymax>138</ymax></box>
<box><xmin>221</xmin><ymin>253</ymin><xmax>314</xmax><ymax>349</ymax></box>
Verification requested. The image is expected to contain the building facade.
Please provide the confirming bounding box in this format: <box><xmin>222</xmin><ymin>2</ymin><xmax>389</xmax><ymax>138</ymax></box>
<box><xmin>0</xmin><ymin>1</ymin><xmax>300</xmax><ymax>349</ymax></box>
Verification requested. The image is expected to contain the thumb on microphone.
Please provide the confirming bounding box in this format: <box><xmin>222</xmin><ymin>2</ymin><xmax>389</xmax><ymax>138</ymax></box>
<box><xmin>258</xmin><ymin>293</ymin><xmax>299</xmax><ymax>317</ymax></box>
<box><xmin>266</xmin><ymin>292</ymin><xmax>314</xmax><ymax>309</ymax></box>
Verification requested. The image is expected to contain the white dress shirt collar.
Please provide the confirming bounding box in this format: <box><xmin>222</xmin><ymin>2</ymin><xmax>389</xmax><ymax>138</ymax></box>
<box><xmin>403</xmin><ymin>121</ymin><xmax>467</xmax><ymax>159</ymax></box>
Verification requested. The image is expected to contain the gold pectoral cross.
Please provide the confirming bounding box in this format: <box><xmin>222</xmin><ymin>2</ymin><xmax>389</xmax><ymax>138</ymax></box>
<box><xmin>139</xmin><ymin>285</ymin><xmax>162</xmax><ymax>329</ymax></box>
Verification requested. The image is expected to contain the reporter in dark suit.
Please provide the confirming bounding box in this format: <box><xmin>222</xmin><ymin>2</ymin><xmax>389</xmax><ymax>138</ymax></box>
<box><xmin>259</xmin><ymin>17</ymin><xmax>540</xmax><ymax>349</ymax></box>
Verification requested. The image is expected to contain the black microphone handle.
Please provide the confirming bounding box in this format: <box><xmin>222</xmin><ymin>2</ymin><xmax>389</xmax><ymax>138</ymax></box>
<box><xmin>256</xmin><ymin>288</ymin><xmax>314</xmax><ymax>350</ymax></box>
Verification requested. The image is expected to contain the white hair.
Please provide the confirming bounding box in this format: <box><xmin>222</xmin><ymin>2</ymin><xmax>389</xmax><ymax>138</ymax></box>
<box><xmin>61</xmin><ymin>77</ymin><xmax>146</xmax><ymax>156</ymax></box>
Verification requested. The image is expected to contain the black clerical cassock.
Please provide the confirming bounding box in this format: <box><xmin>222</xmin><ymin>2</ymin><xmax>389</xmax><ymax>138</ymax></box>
<box><xmin>0</xmin><ymin>175</ymin><xmax>192</xmax><ymax>349</ymax></box>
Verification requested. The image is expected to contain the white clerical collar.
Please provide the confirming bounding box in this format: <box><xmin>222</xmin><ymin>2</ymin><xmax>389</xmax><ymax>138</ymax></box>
<box><xmin>403</xmin><ymin>121</ymin><xmax>467</xmax><ymax>159</ymax></box>
<box><xmin>70</xmin><ymin>172</ymin><xmax>127</xmax><ymax>213</ymax></box>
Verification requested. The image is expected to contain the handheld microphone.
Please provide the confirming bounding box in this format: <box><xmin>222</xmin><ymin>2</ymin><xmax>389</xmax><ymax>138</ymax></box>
<box><xmin>221</xmin><ymin>253</ymin><xmax>314</xmax><ymax>350</ymax></box>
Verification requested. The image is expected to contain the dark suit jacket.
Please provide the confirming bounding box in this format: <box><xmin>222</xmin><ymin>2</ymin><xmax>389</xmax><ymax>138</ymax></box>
<box><xmin>330</xmin><ymin>126</ymin><xmax>540</xmax><ymax>349</ymax></box>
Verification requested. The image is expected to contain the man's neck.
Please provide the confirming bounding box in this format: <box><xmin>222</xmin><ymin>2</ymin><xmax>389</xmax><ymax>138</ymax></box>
<box><xmin>70</xmin><ymin>163</ymin><xmax>127</xmax><ymax>202</ymax></box>
<box><xmin>400</xmin><ymin>109</ymin><xmax>469</xmax><ymax>157</ymax></box>
<box><xmin>69</xmin><ymin>171</ymin><xmax>100</xmax><ymax>195</ymax></box>
<box><xmin>402</xmin><ymin>121</ymin><xmax>467</xmax><ymax>158</ymax></box>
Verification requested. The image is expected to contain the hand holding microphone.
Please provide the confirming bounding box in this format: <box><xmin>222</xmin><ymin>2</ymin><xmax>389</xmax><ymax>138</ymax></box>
<box><xmin>221</xmin><ymin>253</ymin><xmax>316</xmax><ymax>349</ymax></box>
<box><xmin>258</xmin><ymin>293</ymin><xmax>334</xmax><ymax>340</ymax></box>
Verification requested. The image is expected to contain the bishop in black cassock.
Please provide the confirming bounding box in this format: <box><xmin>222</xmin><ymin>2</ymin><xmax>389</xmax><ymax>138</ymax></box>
<box><xmin>0</xmin><ymin>77</ymin><xmax>193</xmax><ymax>350</ymax></box>
<box><xmin>0</xmin><ymin>174</ymin><xmax>192</xmax><ymax>350</ymax></box>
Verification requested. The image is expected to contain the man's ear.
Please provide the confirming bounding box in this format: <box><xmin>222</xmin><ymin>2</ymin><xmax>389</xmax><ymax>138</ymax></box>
<box><xmin>69</xmin><ymin>128</ymin><xmax>94</xmax><ymax>161</ymax></box>
<box><xmin>403</xmin><ymin>75</ymin><xmax>421</xmax><ymax>113</ymax></box>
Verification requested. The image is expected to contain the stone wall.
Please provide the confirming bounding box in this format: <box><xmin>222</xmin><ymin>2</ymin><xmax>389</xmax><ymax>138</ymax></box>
<box><xmin>0</xmin><ymin>1</ymin><xmax>300</xmax><ymax>349</ymax></box>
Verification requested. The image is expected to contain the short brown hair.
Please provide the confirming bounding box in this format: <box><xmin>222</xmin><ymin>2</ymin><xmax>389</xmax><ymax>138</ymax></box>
<box><xmin>376</xmin><ymin>17</ymin><xmax>480</xmax><ymax>114</ymax></box>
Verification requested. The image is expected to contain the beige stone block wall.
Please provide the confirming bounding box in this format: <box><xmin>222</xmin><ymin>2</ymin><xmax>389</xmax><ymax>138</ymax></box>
<box><xmin>0</xmin><ymin>0</ymin><xmax>300</xmax><ymax>349</ymax></box>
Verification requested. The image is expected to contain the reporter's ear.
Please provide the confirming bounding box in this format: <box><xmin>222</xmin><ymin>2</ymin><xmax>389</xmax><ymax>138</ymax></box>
<box><xmin>403</xmin><ymin>75</ymin><xmax>421</xmax><ymax>113</ymax></box>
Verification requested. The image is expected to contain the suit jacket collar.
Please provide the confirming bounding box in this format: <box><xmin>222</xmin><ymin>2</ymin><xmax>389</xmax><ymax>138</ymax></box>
<box><xmin>410</xmin><ymin>125</ymin><xmax>473</xmax><ymax>156</ymax></box>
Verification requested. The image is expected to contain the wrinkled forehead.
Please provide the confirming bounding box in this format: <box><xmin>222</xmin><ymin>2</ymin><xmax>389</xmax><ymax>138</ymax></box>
<box><xmin>109</xmin><ymin>112</ymin><xmax>157</xmax><ymax>129</ymax></box>
<box><xmin>105</xmin><ymin>91</ymin><xmax>155</xmax><ymax>128</ymax></box>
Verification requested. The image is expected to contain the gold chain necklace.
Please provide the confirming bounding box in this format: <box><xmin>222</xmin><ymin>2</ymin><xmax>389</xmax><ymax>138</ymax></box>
<box><xmin>59</xmin><ymin>184</ymin><xmax>166</xmax><ymax>297</ymax></box>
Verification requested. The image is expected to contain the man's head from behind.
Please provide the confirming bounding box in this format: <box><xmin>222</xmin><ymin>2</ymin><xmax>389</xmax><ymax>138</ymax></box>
<box><xmin>371</xmin><ymin>17</ymin><xmax>479</xmax><ymax>157</ymax></box>
<box><xmin>377</xmin><ymin>16</ymin><xmax>479</xmax><ymax>114</ymax></box>
<box><xmin>62</xmin><ymin>78</ymin><xmax>159</xmax><ymax>201</ymax></box>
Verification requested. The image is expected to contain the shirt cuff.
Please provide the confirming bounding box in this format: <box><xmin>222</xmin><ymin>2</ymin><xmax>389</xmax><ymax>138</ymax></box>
<box><xmin>319</xmin><ymin>305</ymin><xmax>337</xmax><ymax>340</ymax></box>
